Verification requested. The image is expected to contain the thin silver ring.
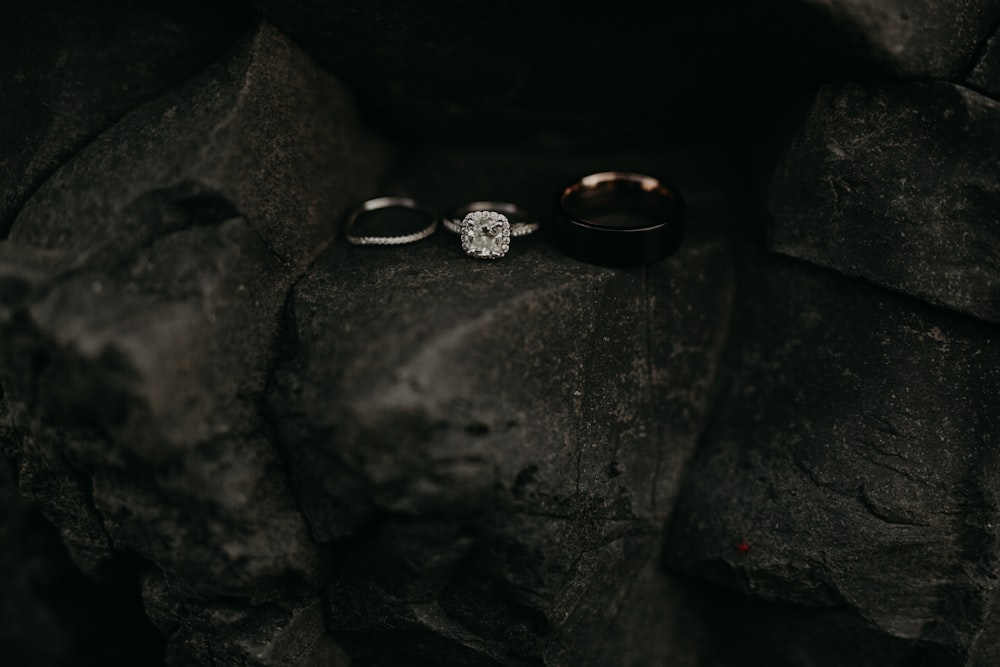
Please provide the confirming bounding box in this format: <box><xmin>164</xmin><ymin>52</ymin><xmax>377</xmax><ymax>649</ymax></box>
<box><xmin>345</xmin><ymin>196</ymin><xmax>438</xmax><ymax>246</ymax></box>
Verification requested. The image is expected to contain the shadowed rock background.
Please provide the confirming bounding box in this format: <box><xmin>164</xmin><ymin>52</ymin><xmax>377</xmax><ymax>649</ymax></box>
<box><xmin>0</xmin><ymin>1</ymin><xmax>997</xmax><ymax>666</ymax></box>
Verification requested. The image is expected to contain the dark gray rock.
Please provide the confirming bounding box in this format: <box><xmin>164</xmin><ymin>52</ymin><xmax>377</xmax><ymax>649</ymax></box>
<box><xmin>267</xmin><ymin>217</ymin><xmax>735</xmax><ymax>664</ymax></box>
<box><xmin>0</xmin><ymin>363</ymin><xmax>115</xmax><ymax>572</ymax></box>
<box><xmin>545</xmin><ymin>563</ymin><xmax>717</xmax><ymax>667</ymax></box>
<box><xmin>142</xmin><ymin>573</ymin><xmax>349</xmax><ymax>667</ymax></box>
<box><xmin>8</xmin><ymin>19</ymin><xmax>391</xmax><ymax>269</ymax></box>
<box><xmin>968</xmin><ymin>24</ymin><xmax>1000</xmax><ymax>98</ymax></box>
<box><xmin>971</xmin><ymin>591</ymin><xmax>1000</xmax><ymax>666</ymax></box>
<box><xmin>767</xmin><ymin>81</ymin><xmax>1000</xmax><ymax>325</ymax></box>
<box><xmin>0</xmin><ymin>0</ymin><xmax>251</xmax><ymax>235</ymax></box>
<box><xmin>798</xmin><ymin>0</ymin><xmax>1000</xmax><ymax>78</ymax></box>
<box><xmin>0</xmin><ymin>18</ymin><xmax>390</xmax><ymax>664</ymax></box>
<box><xmin>664</xmin><ymin>251</ymin><xmax>1000</xmax><ymax>665</ymax></box>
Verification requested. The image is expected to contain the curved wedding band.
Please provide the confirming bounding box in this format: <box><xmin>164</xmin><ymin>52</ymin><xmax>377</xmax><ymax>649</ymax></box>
<box><xmin>443</xmin><ymin>201</ymin><xmax>540</xmax><ymax>259</ymax></box>
<box><xmin>553</xmin><ymin>172</ymin><xmax>683</xmax><ymax>266</ymax></box>
<box><xmin>345</xmin><ymin>196</ymin><xmax>439</xmax><ymax>246</ymax></box>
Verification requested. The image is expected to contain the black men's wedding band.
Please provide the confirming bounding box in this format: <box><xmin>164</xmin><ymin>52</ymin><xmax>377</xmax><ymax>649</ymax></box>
<box><xmin>553</xmin><ymin>172</ymin><xmax>683</xmax><ymax>266</ymax></box>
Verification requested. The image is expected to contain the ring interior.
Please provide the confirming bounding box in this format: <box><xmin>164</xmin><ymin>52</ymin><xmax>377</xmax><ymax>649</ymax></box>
<box><xmin>561</xmin><ymin>177</ymin><xmax>679</xmax><ymax>230</ymax></box>
<box><xmin>353</xmin><ymin>205</ymin><xmax>434</xmax><ymax>235</ymax></box>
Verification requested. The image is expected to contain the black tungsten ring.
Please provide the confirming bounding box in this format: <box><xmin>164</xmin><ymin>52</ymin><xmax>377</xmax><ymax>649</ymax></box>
<box><xmin>553</xmin><ymin>171</ymin><xmax>684</xmax><ymax>266</ymax></box>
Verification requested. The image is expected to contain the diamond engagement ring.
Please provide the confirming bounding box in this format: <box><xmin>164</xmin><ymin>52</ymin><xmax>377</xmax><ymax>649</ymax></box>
<box><xmin>345</xmin><ymin>196</ymin><xmax>438</xmax><ymax>246</ymax></box>
<box><xmin>442</xmin><ymin>201</ymin><xmax>540</xmax><ymax>259</ymax></box>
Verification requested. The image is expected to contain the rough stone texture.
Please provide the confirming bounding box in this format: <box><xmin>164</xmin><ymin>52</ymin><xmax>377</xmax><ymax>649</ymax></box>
<box><xmin>664</xmin><ymin>251</ymin><xmax>1000</xmax><ymax>665</ymax></box>
<box><xmin>767</xmin><ymin>82</ymin><xmax>1000</xmax><ymax>325</ymax></box>
<box><xmin>798</xmin><ymin>0</ymin><xmax>1000</xmax><ymax>78</ymax></box>
<box><xmin>7</xmin><ymin>19</ymin><xmax>389</xmax><ymax>269</ymax></box>
<box><xmin>266</xmin><ymin>223</ymin><xmax>735</xmax><ymax>664</ymax></box>
<box><xmin>0</xmin><ymin>0</ymin><xmax>251</xmax><ymax>235</ymax></box>
<box><xmin>142</xmin><ymin>573</ymin><xmax>349</xmax><ymax>667</ymax></box>
<box><xmin>968</xmin><ymin>23</ymin><xmax>1000</xmax><ymax>97</ymax></box>
<box><xmin>0</xmin><ymin>19</ymin><xmax>389</xmax><ymax>664</ymax></box>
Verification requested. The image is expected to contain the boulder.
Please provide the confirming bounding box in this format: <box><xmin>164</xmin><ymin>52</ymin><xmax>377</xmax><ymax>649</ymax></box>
<box><xmin>267</xmin><ymin>223</ymin><xmax>736</xmax><ymax>664</ymax></box>
<box><xmin>142</xmin><ymin>573</ymin><xmax>348</xmax><ymax>667</ymax></box>
<box><xmin>665</xmin><ymin>251</ymin><xmax>1000</xmax><ymax>664</ymax></box>
<box><xmin>0</xmin><ymin>18</ymin><xmax>389</xmax><ymax>662</ymax></box>
<box><xmin>797</xmin><ymin>0</ymin><xmax>1000</xmax><ymax>78</ymax></box>
<box><xmin>0</xmin><ymin>0</ymin><xmax>251</xmax><ymax>234</ymax></box>
<box><xmin>968</xmin><ymin>24</ymin><xmax>1000</xmax><ymax>98</ymax></box>
<box><xmin>767</xmin><ymin>82</ymin><xmax>1000</xmax><ymax>325</ymax></box>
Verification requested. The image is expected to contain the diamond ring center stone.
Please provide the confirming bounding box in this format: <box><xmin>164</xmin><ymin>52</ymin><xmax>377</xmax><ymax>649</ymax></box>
<box><xmin>461</xmin><ymin>210</ymin><xmax>511</xmax><ymax>259</ymax></box>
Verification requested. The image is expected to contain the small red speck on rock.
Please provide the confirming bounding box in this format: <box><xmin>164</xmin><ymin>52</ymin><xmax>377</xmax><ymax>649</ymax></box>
<box><xmin>736</xmin><ymin>539</ymin><xmax>750</xmax><ymax>556</ymax></box>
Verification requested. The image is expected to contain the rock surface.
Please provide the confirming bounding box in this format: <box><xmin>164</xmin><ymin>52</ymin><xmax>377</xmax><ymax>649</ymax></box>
<box><xmin>266</xmin><ymin>226</ymin><xmax>735</xmax><ymax>664</ymax></box>
<box><xmin>798</xmin><ymin>0</ymin><xmax>1000</xmax><ymax>78</ymax></box>
<box><xmin>142</xmin><ymin>573</ymin><xmax>349</xmax><ymax>667</ymax></box>
<box><xmin>767</xmin><ymin>81</ymin><xmax>1000</xmax><ymax>325</ymax></box>
<box><xmin>0</xmin><ymin>0</ymin><xmax>251</xmax><ymax>234</ymax></box>
<box><xmin>664</xmin><ymin>251</ymin><xmax>1000</xmax><ymax>665</ymax></box>
<box><xmin>0</xmin><ymin>19</ymin><xmax>389</xmax><ymax>664</ymax></box>
<box><xmin>968</xmin><ymin>23</ymin><xmax>1000</xmax><ymax>98</ymax></box>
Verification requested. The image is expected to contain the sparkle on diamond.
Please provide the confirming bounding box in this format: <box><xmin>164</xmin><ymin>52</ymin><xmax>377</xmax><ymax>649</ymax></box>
<box><xmin>460</xmin><ymin>211</ymin><xmax>511</xmax><ymax>259</ymax></box>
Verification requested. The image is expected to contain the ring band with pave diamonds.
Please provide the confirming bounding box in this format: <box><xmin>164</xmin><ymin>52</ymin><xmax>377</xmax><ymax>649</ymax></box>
<box><xmin>554</xmin><ymin>172</ymin><xmax>683</xmax><ymax>266</ymax></box>
<box><xmin>345</xmin><ymin>196</ymin><xmax>439</xmax><ymax>245</ymax></box>
<box><xmin>443</xmin><ymin>201</ymin><xmax>540</xmax><ymax>259</ymax></box>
